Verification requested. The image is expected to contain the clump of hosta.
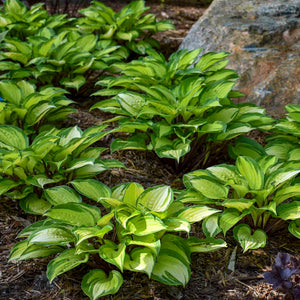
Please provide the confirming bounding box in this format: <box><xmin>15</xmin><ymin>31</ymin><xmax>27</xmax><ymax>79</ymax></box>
<box><xmin>0</xmin><ymin>0</ymin><xmax>69</xmax><ymax>40</ymax></box>
<box><xmin>9</xmin><ymin>182</ymin><xmax>226</xmax><ymax>299</ymax></box>
<box><xmin>0</xmin><ymin>29</ymin><xmax>127</xmax><ymax>94</ymax></box>
<box><xmin>92</xmin><ymin>48</ymin><xmax>274</xmax><ymax>172</ymax></box>
<box><xmin>265</xmin><ymin>104</ymin><xmax>300</xmax><ymax>162</ymax></box>
<box><xmin>181</xmin><ymin>155</ymin><xmax>300</xmax><ymax>252</ymax></box>
<box><xmin>0</xmin><ymin>80</ymin><xmax>75</xmax><ymax>132</ymax></box>
<box><xmin>76</xmin><ymin>0</ymin><xmax>175</xmax><ymax>55</ymax></box>
<box><xmin>0</xmin><ymin>124</ymin><xmax>124</xmax><ymax>213</ymax></box>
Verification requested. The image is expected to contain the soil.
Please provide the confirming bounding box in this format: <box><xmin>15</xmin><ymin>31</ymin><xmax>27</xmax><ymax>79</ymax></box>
<box><xmin>1</xmin><ymin>1</ymin><xmax>300</xmax><ymax>300</ymax></box>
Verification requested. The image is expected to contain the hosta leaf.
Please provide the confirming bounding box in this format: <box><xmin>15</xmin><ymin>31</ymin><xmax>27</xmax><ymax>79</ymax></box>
<box><xmin>47</xmin><ymin>249</ymin><xmax>89</xmax><ymax>282</ymax></box>
<box><xmin>137</xmin><ymin>185</ymin><xmax>173</xmax><ymax>212</ymax></box>
<box><xmin>45</xmin><ymin>203</ymin><xmax>101</xmax><ymax>226</ymax></box>
<box><xmin>111</xmin><ymin>136</ymin><xmax>147</xmax><ymax>152</ymax></box>
<box><xmin>274</xmin><ymin>185</ymin><xmax>300</xmax><ymax>205</ymax></box>
<box><xmin>71</xmin><ymin>179</ymin><xmax>111</xmax><ymax>202</ymax></box>
<box><xmin>277</xmin><ymin>201</ymin><xmax>300</xmax><ymax>220</ymax></box>
<box><xmin>99</xmin><ymin>241</ymin><xmax>126</xmax><ymax>271</ymax></box>
<box><xmin>207</xmin><ymin>164</ymin><xmax>240</xmax><ymax>184</ymax></box>
<box><xmin>9</xmin><ymin>240</ymin><xmax>63</xmax><ymax>261</ymax></box>
<box><xmin>60</xmin><ymin>75</ymin><xmax>86</xmax><ymax>91</ymax></box>
<box><xmin>28</xmin><ymin>225</ymin><xmax>75</xmax><ymax>246</ymax></box>
<box><xmin>117</xmin><ymin>92</ymin><xmax>146</xmax><ymax>116</ymax></box>
<box><xmin>124</xmin><ymin>247</ymin><xmax>155</xmax><ymax>277</ymax></box>
<box><xmin>81</xmin><ymin>269</ymin><xmax>123</xmax><ymax>300</ymax></box>
<box><xmin>0</xmin><ymin>81</ymin><xmax>21</xmax><ymax>105</ymax></box>
<box><xmin>202</xmin><ymin>214</ymin><xmax>221</xmax><ymax>237</ymax></box>
<box><xmin>125</xmin><ymin>213</ymin><xmax>166</xmax><ymax>236</ymax></box>
<box><xmin>187</xmin><ymin>237</ymin><xmax>227</xmax><ymax>253</ymax></box>
<box><xmin>44</xmin><ymin>186</ymin><xmax>81</xmax><ymax>205</ymax></box>
<box><xmin>126</xmin><ymin>234</ymin><xmax>161</xmax><ymax>256</ymax></box>
<box><xmin>26</xmin><ymin>174</ymin><xmax>64</xmax><ymax>188</ymax></box>
<box><xmin>19</xmin><ymin>194</ymin><xmax>52</xmax><ymax>215</ymax></box>
<box><xmin>265</xmin><ymin>169</ymin><xmax>300</xmax><ymax>189</ymax></box>
<box><xmin>189</xmin><ymin>177</ymin><xmax>229</xmax><ymax>199</ymax></box>
<box><xmin>177</xmin><ymin>205</ymin><xmax>220</xmax><ymax>223</ymax></box>
<box><xmin>151</xmin><ymin>235</ymin><xmax>191</xmax><ymax>287</ymax></box>
<box><xmin>74</xmin><ymin>225</ymin><xmax>113</xmax><ymax>245</ymax></box>
<box><xmin>122</xmin><ymin>182</ymin><xmax>144</xmax><ymax>206</ymax></box>
<box><xmin>223</xmin><ymin>198</ymin><xmax>255</xmax><ymax>212</ymax></box>
<box><xmin>288</xmin><ymin>220</ymin><xmax>300</xmax><ymax>239</ymax></box>
<box><xmin>219</xmin><ymin>209</ymin><xmax>245</xmax><ymax>235</ymax></box>
<box><xmin>236</xmin><ymin>156</ymin><xmax>264</xmax><ymax>190</ymax></box>
<box><xmin>163</xmin><ymin>218</ymin><xmax>191</xmax><ymax>233</ymax></box>
<box><xmin>0</xmin><ymin>179</ymin><xmax>21</xmax><ymax>195</ymax></box>
<box><xmin>0</xmin><ymin>125</ymin><xmax>28</xmax><ymax>150</ymax></box>
<box><xmin>233</xmin><ymin>224</ymin><xmax>267</xmax><ymax>252</ymax></box>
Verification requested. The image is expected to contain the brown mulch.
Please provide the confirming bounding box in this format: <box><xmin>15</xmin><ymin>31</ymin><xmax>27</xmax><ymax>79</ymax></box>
<box><xmin>1</xmin><ymin>1</ymin><xmax>300</xmax><ymax>300</ymax></box>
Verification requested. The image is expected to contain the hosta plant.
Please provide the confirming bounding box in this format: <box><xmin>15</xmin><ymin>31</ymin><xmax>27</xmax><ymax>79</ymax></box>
<box><xmin>0</xmin><ymin>80</ymin><xmax>75</xmax><ymax>132</ymax></box>
<box><xmin>76</xmin><ymin>0</ymin><xmax>175</xmax><ymax>55</ymax></box>
<box><xmin>0</xmin><ymin>29</ymin><xmax>127</xmax><ymax>95</ymax></box>
<box><xmin>0</xmin><ymin>0</ymin><xmax>69</xmax><ymax>40</ymax></box>
<box><xmin>0</xmin><ymin>124</ymin><xmax>124</xmax><ymax>213</ymax></box>
<box><xmin>181</xmin><ymin>155</ymin><xmax>300</xmax><ymax>252</ymax></box>
<box><xmin>92</xmin><ymin>49</ymin><xmax>274</xmax><ymax>172</ymax></box>
<box><xmin>9</xmin><ymin>182</ymin><xmax>226</xmax><ymax>299</ymax></box>
<box><xmin>265</xmin><ymin>104</ymin><xmax>300</xmax><ymax>162</ymax></box>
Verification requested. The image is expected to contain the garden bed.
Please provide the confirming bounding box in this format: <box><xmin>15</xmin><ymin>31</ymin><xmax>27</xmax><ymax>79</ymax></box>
<box><xmin>0</xmin><ymin>1</ymin><xmax>299</xmax><ymax>300</ymax></box>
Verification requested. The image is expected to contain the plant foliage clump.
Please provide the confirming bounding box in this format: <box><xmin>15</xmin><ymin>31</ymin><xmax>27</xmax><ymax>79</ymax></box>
<box><xmin>92</xmin><ymin>48</ymin><xmax>274</xmax><ymax>171</ymax></box>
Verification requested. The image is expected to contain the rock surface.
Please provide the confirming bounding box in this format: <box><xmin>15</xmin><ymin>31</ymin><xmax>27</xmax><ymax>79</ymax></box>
<box><xmin>180</xmin><ymin>0</ymin><xmax>300</xmax><ymax>117</ymax></box>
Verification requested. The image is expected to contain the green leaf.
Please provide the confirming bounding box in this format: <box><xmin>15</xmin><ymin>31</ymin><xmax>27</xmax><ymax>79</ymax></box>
<box><xmin>236</xmin><ymin>156</ymin><xmax>264</xmax><ymax>190</ymax></box>
<box><xmin>44</xmin><ymin>186</ymin><xmax>82</xmax><ymax>205</ymax></box>
<box><xmin>219</xmin><ymin>209</ymin><xmax>244</xmax><ymax>235</ymax></box>
<box><xmin>163</xmin><ymin>218</ymin><xmax>191</xmax><ymax>233</ymax></box>
<box><xmin>9</xmin><ymin>240</ymin><xmax>63</xmax><ymax>261</ymax></box>
<box><xmin>71</xmin><ymin>179</ymin><xmax>111</xmax><ymax>202</ymax></box>
<box><xmin>187</xmin><ymin>237</ymin><xmax>227</xmax><ymax>253</ymax></box>
<box><xmin>137</xmin><ymin>185</ymin><xmax>173</xmax><ymax>212</ymax></box>
<box><xmin>277</xmin><ymin>201</ymin><xmax>300</xmax><ymax>220</ymax></box>
<box><xmin>151</xmin><ymin>235</ymin><xmax>191</xmax><ymax>287</ymax></box>
<box><xmin>233</xmin><ymin>224</ymin><xmax>267</xmax><ymax>252</ymax></box>
<box><xmin>81</xmin><ymin>269</ymin><xmax>123</xmax><ymax>300</ymax></box>
<box><xmin>122</xmin><ymin>182</ymin><xmax>144</xmax><ymax>206</ymax></box>
<box><xmin>288</xmin><ymin>220</ymin><xmax>300</xmax><ymax>239</ymax></box>
<box><xmin>19</xmin><ymin>194</ymin><xmax>52</xmax><ymax>215</ymax></box>
<box><xmin>274</xmin><ymin>185</ymin><xmax>300</xmax><ymax>205</ymax></box>
<box><xmin>0</xmin><ymin>179</ymin><xmax>21</xmax><ymax>195</ymax></box>
<box><xmin>117</xmin><ymin>92</ymin><xmax>146</xmax><ymax>116</ymax></box>
<box><xmin>60</xmin><ymin>75</ymin><xmax>86</xmax><ymax>91</ymax></box>
<box><xmin>28</xmin><ymin>225</ymin><xmax>75</xmax><ymax>246</ymax></box>
<box><xmin>189</xmin><ymin>177</ymin><xmax>229</xmax><ymax>199</ymax></box>
<box><xmin>0</xmin><ymin>125</ymin><xmax>28</xmax><ymax>150</ymax></box>
<box><xmin>0</xmin><ymin>81</ymin><xmax>21</xmax><ymax>105</ymax></box>
<box><xmin>124</xmin><ymin>247</ymin><xmax>155</xmax><ymax>277</ymax></box>
<box><xmin>99</xmin><ymin>241</ymin><xmax>126</xmax><ymax>271</ymax></box>
<box><xmin>47</xmin><ymin>248</ymin><xmax>89</xmax><ymax>282</ymax></box>
<box><xmin>202</xmin><ymin>214</ymin><xmax>221</xmax><ymax>237</ymax></box>
<box><xmin>126</xmin><ymin>234</ymin><xmax>161</xmax><ymax>256</ymax></box>
<box><xmin>177</xmin><ymin>205</ymin><xmax>220</xmax><ymax>223</ymax></box>
<box><xmin>45</xmin><ymin>203</ymin><xmax>101</xmax><ymax>226</ymax></box>
<box><xmin>74</xmin><ymin>225</ymin><xmax>113</xmax><ymax>245</ymax></box>
<box><xmin>223</xmin><ymin>198</ymin><xmax>255</xmax><ymax>212</ymax></box>
<box><xmin>265</xmin><ymin>169</ymin><xmax>300</xmax><ymax>189</ymax></box>
<box><xmin>125</xmin><ymin>213</ymin><xmax>167</xmax><ymax>236</ymax></box>
<box><xmin>26</xmin><ymin>175</ymin><xmax>64</xmax><ymax>189</ymax></box>
<box><xmin>111</xmin><ymin>135</ymin><xmax>147</xmax><ymax>152</ymax></box>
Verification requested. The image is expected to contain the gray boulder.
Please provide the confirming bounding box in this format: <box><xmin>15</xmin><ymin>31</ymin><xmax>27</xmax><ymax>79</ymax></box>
<box><xmin>180</xmin><ymin>0</ymin><xmax>300</xmax><ymax>117</ymax></box>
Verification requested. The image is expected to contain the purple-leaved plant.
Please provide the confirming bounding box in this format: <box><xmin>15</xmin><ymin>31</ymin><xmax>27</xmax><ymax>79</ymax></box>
<box><xmin>264</xmin><ymin>252</ymin><xmax>300</xmax><ymax>300</ymax></box>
